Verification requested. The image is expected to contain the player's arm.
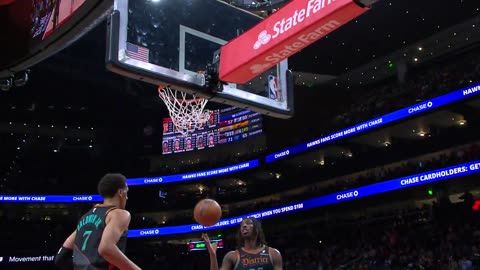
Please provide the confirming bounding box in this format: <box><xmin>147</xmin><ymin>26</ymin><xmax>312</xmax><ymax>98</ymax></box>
<box><xmin>270</xmin><ymin>247</ymin><xmax>283</xmax><ymax>270</ymax></box>
<box><xmin>98</xmin><ymin>209</ymin><xmax>141</xmax><ymax>270</ymax></box>
<box><xmin>203</xmin><ymin>234</ymin><xmax>236</xmax><ymax>270</ymax></box>
<box><xmin>54</xmin><ymin>231</ymin><xmax>76</xmax><ymax>270</ymax></box>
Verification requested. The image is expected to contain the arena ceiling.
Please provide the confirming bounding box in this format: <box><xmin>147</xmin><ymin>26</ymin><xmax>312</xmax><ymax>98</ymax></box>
<box><xmin>289</xmin><ymin>0</ymin><xmax>480</xmax><ymax>83</ymax></box>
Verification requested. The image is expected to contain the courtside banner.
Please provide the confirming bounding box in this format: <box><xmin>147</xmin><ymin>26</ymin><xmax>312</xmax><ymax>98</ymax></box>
<box><xmin>219</xmin><ymin>0</ymin><xmax>368</xmax><ymax>84</ymax></box>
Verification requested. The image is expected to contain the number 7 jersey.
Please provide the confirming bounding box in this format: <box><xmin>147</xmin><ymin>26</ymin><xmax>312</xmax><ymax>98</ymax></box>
<box><xmin>73</xmin><ymin>206</ymin><xmax>128</xmax><ymax>270</ymax></box>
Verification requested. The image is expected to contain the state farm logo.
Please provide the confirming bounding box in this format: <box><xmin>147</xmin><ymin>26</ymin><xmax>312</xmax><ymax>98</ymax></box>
<box><xmin>252</xmin><ymin>0</ymin><xmax>333</xmax><ymax>51</ymax></box>
<box><xmin>253</xmin><ymin>30</ymin><xmax>272</xmax><ymax>50</ymax></box>
<box><xmin>248</xmin><ymin>0</ymin><xmax>343</xmax><ymax>75</ymax></box>
<box><xmin>250</xmin><ymin>63</ymin><xmax>271</xmax><ymax>74</ymax></box>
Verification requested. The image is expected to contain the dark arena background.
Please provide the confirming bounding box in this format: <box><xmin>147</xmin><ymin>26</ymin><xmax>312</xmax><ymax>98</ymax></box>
<box><xmin>1</xmin><ymin>0</ymin><xmax>480</xmax><ymax>269</ymax></box>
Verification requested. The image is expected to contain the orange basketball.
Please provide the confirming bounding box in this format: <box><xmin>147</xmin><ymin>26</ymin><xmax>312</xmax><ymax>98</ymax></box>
<box><xmin>193</xmin><ymin>199</ymin><xmax>222</xmax><ymax>227</ymax></box>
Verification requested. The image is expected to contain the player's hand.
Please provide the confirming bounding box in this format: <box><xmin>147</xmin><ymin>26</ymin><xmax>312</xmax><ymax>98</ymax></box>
<box><xmin>202</xmin><ymin>233</ymin><xmax>217</xmax><ymax>256</ymax></box>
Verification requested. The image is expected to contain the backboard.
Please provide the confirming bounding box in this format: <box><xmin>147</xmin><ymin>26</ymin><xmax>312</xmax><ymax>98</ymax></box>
<box><xmin>106</xmin><ymin>0</ymin><xmax>294</xmax><ymax>118</ymax></box>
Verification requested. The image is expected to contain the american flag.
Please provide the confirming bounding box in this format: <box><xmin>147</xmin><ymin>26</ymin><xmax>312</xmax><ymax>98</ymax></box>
<box><xmin>126</xmin><ymin>42</ymin><xmax>150</xmax><ymax>62</ymax></box>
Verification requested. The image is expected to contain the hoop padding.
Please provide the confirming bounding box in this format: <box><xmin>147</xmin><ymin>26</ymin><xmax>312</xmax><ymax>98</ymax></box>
<box><xmin>158</xmin><ymin>86</ymin><xmax>210</xmax><ymax>136</ymax></box>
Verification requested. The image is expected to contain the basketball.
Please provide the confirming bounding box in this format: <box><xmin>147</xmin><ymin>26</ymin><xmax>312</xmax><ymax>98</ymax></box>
<box><xmin>193</xmin><ymin>199</ymin><xmax>222</xmax><ymax>227</ymax></box>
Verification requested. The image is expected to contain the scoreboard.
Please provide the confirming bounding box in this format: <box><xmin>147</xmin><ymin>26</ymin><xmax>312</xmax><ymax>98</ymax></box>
<box><xmin>188</xmin><ymin>239</ymin><xmax>224</xmax><ymax>251</ymax></box>
<box><xmin>162</xmin><ymin>107</ymin><xmax>263</xmax><ymax>154</ymax></box>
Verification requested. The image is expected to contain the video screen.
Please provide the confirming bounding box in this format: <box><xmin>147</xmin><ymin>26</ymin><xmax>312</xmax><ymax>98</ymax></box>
<box><xmin>31</xmin><ymin>0</ymin><xmax>88</xmax><ymax>45</ymax></box>
<box><xmin>162</xmin><ymin>107</ymin><xmax>263</xmax><ymax>154</ymax></box>
<box><xmin>1</xmin><ymin>0</ymin><xmax>95</xmax><ymax>72</ymax></box>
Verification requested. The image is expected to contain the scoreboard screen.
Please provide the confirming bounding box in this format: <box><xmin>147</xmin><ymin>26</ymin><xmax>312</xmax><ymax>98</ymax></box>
<box><xmin>162</xmin><ymin>107</ymin><xmax>263</xmax><ymax>154</ymax></box>
<box><xmin>188</xmin><ymin>239</ymin><xmax>224</xmax><ymax>251</ymax></box>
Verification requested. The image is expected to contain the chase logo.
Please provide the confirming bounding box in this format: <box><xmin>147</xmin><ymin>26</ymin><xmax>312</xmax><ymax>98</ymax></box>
<box><xmin>253</xmin><ymin>31</ymin><xmax>272</xmax><ymax>50</ymax></box>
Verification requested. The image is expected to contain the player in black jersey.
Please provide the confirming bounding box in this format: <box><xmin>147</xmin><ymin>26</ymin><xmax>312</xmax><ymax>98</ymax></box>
<box><xmin>54</xmin><ymin>173</ymin><xmax>142</xmax><ymax>270</ymax></box>
<box><xmin>203</xmin><ymin>217</ymin><xmax>283</xmax><ymax>270</ymax></box>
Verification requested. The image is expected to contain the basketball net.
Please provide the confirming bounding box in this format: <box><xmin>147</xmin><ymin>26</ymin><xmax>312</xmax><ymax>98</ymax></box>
<box><xmin>158</xmin><ymin>86</ymin><xmax>210</xmax><ymax>137</ymax></box>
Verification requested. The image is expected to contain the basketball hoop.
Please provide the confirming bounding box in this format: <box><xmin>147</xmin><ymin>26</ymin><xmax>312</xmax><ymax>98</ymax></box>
<box><xmin>158</xmin><ymin>86</ymin><xmax>210</xmax><ymax>137</ymax></box>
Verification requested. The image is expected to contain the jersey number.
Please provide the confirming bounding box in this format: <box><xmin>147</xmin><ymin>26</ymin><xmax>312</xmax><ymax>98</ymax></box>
<box><xmin>81</xmin><ymin>230</ymin><xmax>93</xmax><ymax>251</ymax></box>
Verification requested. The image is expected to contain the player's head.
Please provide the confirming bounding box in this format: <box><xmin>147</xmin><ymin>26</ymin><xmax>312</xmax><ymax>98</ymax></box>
<box><xmin>236</xmin><ymin>217</ymin><xmax>267</xmax><ymax>248</ymax></box>
<box><xmin>208</xmin><ymin>112</ymin><xmax>214</xmax><ymax>124</ymax></box>
<box><xmin>98</xmin><ymin>173</ymin><xmax>128</xmax><ymax>209</ymax></box>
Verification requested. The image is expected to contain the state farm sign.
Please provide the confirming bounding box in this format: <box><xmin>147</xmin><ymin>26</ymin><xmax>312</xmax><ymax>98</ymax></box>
<box><xmin>219</xmin><ymin>0</ymin><xmax>368</xmax><ymax>84</ymax></box>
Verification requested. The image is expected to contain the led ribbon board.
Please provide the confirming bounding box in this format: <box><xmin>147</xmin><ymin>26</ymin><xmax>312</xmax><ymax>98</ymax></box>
<box><xmin>265</xmin><ymin>82</ymin><xmax>480</xmax><ymax>163</ymax></box>
<box><xmin>0</xmin><ymin>195</ymin><xmax>102</xmax><ymax>203</ymax></box>
<box><xmin>127</xmin><ymin>160</ymin><xmax>480</xmax><ymax>237</ymax></box>
<box><xmin>0</xmin><ymin>160</ymin><xmax>259</xmax><ymax>203</ymax></box>
<box><xmin>1</xmin><ymin>161</ymin><xmax>479</xmax><ymax>234</ymax></box>
<box><xmin>1</xmin><ymin>83</ymin><xmax>479</xmax><ymax>203</ymax></box>
<box><xmin>127</xmin><ymin>159</ymin><xmax>259</xmax><ymax>186</ymax></box>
